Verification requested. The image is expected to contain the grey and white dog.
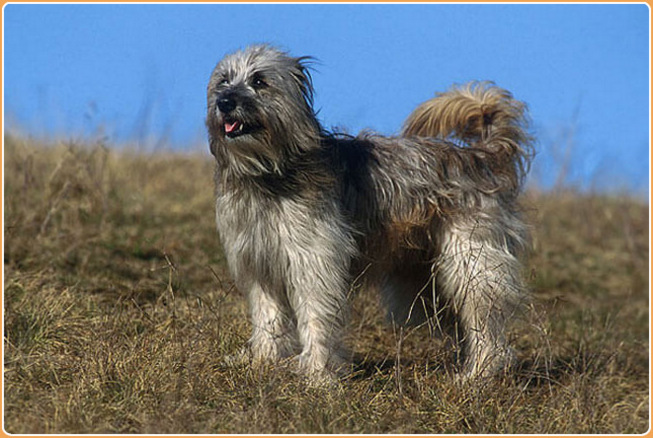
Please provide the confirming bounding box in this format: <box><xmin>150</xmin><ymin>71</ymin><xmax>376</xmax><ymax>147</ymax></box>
<box><xmin>206</xmin><ymin>45</ymin><xmax>534</xmax><ymax>381</ymax></box>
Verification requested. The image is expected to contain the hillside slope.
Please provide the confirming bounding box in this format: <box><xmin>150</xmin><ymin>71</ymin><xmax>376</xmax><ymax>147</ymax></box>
<box><xmin>3</xmin><ymin>136</ymin><xmax>649</xmax><ymax>434</ymax></box>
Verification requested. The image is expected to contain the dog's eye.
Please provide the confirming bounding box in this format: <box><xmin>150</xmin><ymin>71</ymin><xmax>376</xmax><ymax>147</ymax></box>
<box><xmin>218</xmin><ymin>77</ymin><xmax>230</xmax><ymax>86</ymax></box>
<box><xmin>251</xmin><ymin>75</ymin><xmax>267</xmax><ymax>89</ymax></box>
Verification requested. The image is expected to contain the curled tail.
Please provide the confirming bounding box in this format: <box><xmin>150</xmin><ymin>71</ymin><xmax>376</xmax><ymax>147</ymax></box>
<box><xmin>402</xmin><ymin>81</ymin><xmax>534</xmax><ymax>190</ymax></box>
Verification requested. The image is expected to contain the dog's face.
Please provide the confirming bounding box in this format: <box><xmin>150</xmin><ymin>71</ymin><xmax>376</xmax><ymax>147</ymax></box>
<box><xmin>206</xmin><ymin>45</ymin><xmax>318</xmax><ymax>168</ymax></box>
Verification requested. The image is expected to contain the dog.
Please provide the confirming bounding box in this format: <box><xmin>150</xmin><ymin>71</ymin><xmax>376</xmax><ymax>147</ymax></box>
<box><xmin>206</xmin><ymin>45</ymin><xmax>533</xmax><ymax>381</ymax></box>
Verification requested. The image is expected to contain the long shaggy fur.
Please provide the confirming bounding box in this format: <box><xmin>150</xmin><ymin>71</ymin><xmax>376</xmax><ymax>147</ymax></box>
<box><xmin>206</xmin><ymin>45</ymin><xmax>534</xmax><ymax>381</ymax></box>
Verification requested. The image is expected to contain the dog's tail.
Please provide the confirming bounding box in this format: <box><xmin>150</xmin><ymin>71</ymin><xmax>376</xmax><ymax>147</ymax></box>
<box><xmin>402</xmin><ymin>81</ymin><xmax>534</xmax><ymax>189</ymax></box>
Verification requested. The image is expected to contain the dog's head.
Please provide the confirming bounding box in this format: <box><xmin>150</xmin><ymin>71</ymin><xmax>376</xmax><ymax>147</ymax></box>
<box><xmin>207</xmin><ymin>45</ymin><xmax>321</xmax><ymax>175</ymax></box>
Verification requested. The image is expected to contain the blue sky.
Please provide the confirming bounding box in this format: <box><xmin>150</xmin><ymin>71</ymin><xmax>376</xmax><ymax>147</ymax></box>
<box><xmin>3</xmin><ymin>3</ymin><xmax>650</xmax><ymax>193</ymax></box>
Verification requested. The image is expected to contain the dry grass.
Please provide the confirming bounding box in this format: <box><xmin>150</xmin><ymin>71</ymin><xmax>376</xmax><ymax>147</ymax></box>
<box><xmin>3</xmin><ymin>134</ymin><xmax>649</xmax><ymax>434</ymax></box>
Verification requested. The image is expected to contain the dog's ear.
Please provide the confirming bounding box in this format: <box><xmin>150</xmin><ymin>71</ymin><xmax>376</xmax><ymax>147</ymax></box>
<box><xmin>292</xmin><ymin>56</ymin><xmax>316</xmax><ymax>110</ymax></box>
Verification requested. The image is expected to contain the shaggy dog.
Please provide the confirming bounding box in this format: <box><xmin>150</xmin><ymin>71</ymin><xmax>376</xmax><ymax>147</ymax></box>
<box><xmin>206</xmin><ymin>45</ymin><xmax>533</xmax><ymax>381</ymax></box>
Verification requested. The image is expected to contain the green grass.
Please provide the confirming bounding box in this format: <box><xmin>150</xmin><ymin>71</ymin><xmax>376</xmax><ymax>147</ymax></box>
<box><xmin>3</xmin><ymin>135</ymin><xmax>649</xmax><ymax>434</ymax></box>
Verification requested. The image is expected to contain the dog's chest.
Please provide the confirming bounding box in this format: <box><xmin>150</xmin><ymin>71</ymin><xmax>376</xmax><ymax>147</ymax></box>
<box><xmin>215</xmin><ymin>185</ymin><xmax>355</xmax><ymax>286</ymax></box>
<box><xmin>216</xmin><ymin>189</ymin><xmax>277</xmax><ymax>244</ymax></box>
<box><xmin>214</xmin><ymin>189</ymin><xmax>302</xmax><ymax>282</ymax></box>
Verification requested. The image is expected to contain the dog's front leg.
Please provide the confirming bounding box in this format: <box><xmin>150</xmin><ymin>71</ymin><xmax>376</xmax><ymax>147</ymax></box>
<box><xmin>247</xmin><ymin>281</ymin><xmax>298</xmax><ymax>363</ymax></box>
<box><xmin>288</xmin><ymin>264</ymin><xmax>351</xmax><ymax>379</ymax></box>
<box><xmin>282</xmin><ymin>219</ymin><xmax>355</xmax><ymax>380</ymax></box>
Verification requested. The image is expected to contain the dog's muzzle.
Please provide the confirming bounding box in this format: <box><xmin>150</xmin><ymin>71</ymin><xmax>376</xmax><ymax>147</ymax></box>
<box><xmin>216</xmin><ymin>94</ymin><xmax>246</xmax><ymax>138</ymax></box>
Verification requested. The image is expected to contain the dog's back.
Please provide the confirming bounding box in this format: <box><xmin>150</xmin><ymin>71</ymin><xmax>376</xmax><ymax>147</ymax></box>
<box><xmin>327</xmin><ymin>82</ymin><xmax>533</xmax><ymax>252</ymax></box>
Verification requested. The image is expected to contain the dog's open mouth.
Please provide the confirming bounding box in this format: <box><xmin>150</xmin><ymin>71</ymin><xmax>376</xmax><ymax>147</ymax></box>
<box><xmin>224</xmin><ymin>118</ymin><xmax>245</xmax><ymax>138</ymax></box>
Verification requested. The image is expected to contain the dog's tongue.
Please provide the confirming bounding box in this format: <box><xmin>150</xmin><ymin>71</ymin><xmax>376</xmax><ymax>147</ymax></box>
<box><xmin>224</xmin><ymin>120</ymin><xmax>241</xmax><ymax>134</ymax></box>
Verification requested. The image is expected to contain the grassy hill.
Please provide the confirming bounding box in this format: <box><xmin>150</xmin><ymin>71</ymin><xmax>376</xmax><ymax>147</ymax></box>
<box><xmin>3</xmin><ymin>135</ymin><xmax>649</xmax><ymax>434</ymax></box>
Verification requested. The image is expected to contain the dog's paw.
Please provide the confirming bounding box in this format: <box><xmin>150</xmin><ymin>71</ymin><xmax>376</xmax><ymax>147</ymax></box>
<box><xmin>457</xmin><ymin>347</ymin><xmax>517</xmax><ymax>383</ymax></box>
<box><xmin>220</xmin><ymin>346</ymin><xmax>252</xmax><ymax>368</ymax></box>
<box><xmin>291</xmin><ymin>351</ymin><xmax>352</xmax><ymax>384</ymax></box>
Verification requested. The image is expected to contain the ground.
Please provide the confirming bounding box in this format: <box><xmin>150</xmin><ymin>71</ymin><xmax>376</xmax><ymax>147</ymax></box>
<box><xmin>3</xmin><ymin>136</ymin><xmax>649</xmax><ymax>434</ymax></box>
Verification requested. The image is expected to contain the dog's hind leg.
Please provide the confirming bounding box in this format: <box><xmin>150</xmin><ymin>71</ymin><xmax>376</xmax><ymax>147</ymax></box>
<box><xmin>435</xmin><ymin>216</ymin><xmax>524</xmax><ymax>379</ymax></box>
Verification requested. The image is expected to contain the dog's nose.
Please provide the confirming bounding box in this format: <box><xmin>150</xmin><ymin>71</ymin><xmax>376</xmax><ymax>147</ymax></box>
<box><xmin>217</xmin><ymin>96</ymin><xmax>237</xmax><ymax>114</ymax></box>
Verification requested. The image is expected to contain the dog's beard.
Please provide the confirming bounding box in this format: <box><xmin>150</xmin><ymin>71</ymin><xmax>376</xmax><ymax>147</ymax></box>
<box><xmin>209</xmin><ymin>103</ymin><xmax>322</xmax><ymax>178</ymax></box>
<box><xmin>216</xmin><ymin>128</ymin><xmax>283</xmax><ymax>177</ymax></box>
<box><xmin>207</xmin><ymin>100</ymin><xmax>283</xmax><ymax>175</ymax></box>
